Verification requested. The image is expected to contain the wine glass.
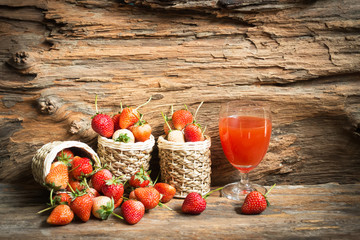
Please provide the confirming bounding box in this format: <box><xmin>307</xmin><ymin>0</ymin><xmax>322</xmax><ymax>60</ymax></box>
<box><xmin>219</xmin><ymin>101</ymin><xmax>272</xmax><ymax>200</ymax></box>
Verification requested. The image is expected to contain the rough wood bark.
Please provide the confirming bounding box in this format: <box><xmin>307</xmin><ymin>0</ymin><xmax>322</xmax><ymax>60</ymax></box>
<box><xmin>0</xmin><ymin>0</ymin><xmax>359</xmax><ymax>185</ymax></box>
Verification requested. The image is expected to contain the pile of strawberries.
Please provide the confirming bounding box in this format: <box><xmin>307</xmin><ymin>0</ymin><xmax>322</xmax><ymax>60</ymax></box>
<box><xmin>91</xmin><ymin>96</ymin><xmax>152</xmax><ymax>143</ymax></box>
<box><xmin>162</xmin><ymin>102</ymin><xmax>206</xmax><ymax>143</ymax></box>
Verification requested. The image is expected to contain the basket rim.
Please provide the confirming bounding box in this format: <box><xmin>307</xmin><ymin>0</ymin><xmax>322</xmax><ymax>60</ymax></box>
<box><xmin>157</xmin><ymin>135</ymin><xmax>211</xmax><ymax>150</ymax></box>
<box><xmin>98</xmin><ymin>134</ymin><xmax>155</xmax><ymax>150</ymax></box>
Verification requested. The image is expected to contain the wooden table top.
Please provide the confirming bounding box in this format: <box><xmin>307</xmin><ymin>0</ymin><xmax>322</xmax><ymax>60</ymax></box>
<box><xmin>1</xmin><ymin>182</ymin><xmax>359</xmax><ymax>239</ymax></box>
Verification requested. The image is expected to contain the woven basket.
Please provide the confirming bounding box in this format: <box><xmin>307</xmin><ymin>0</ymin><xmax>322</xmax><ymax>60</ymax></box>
<box><xmin>31</xmin><ymin>141</ymin><xmax>101</xmax><ymax>187</ymax></box>
<box><xmin>158</xmin><ymin>135</ymin><xmax>212</xmax><ymax>198</ymax></box>
<box><xmin>97</xmin><ymin>135</ymin><xmax>155</xmax><ymax>180</ymax></box>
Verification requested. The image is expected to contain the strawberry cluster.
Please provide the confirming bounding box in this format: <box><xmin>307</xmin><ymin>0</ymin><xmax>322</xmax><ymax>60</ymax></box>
<box><xmin>91</xmin><ymin>95</ymin><xmax>152</xmax><ymax>143</ymax></box>
<box><xmin>162</xmin><ymin>102</ymin><xmax>206</xmax><ymax>143</ymax></box>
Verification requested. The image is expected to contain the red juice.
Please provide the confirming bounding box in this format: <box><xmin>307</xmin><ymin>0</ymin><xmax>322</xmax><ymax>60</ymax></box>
<box><xmin>219</xmin><ymin>115</ymin><xmax>272</xmax><ymax>173</ymax></box>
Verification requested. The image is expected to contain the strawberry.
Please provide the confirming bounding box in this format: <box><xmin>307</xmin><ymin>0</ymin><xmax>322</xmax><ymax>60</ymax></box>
<box><xmin>119</xmin><ymin>107</ymin><xmax>140</xmax><ymax>129</ymax></box>
<box><xmin>112</xmin><ymin>129</ymin><xmax>135</xmax><ymax>143</ymax></box>
<box><xmin>172</xmin><ymin>108</ymin><xmax>193</xmax><ymax>130</ymax></box>
<box><xmin>129</xmin><ymin>119</ymin><xmax>152</xmax><ymax>142</ymax></box>
<box><xmin>53</xmin><ymin>192</ymin><xmax>71</xmax><ymax>205</ymax></box>
<box><xmin>70</xmin><ymin>157</ymin><xmax>93</xmax><ymax>180</ymax></box>
<box><xmin>101</xmin><ymin>177</ymin><xmax>124</xmax><ymax>204</ymax></box>
<box><xmin>112</xmin><ymin>113</ymin><xmax>121</xmax><ymax>131</ymax></box>
<box><xmin>240</xmin><ymin>184</ymin><xmax>276</xmax><ymax>215</ymax></box>
<box><xmin>55</xmin><ymin>149</ymin><xmax>74</xmax><ymax>165</ymax></box>
<box><xmin>154</xmin><ymin>183</ymin><xmax>176</xmax><ymax>203</ymax></box>
<box><xmin>70</xmin><ymin>192</ymin><xmax>93</xmax><ymax>222</ymax></box>
<box><xmin>134</xmin><ymin>187</ymin><xmax>160</xmax><ymax>210</ymax></box>
<box><xmin>92</xmin><ymin>196</ymin><xmax>123</xmax><ymax>220</ymax></box>
<box><xmin>47</xmin><ymin>205</ymin><xmax>74</xmax><ymax>226</ymax></box>
<box><xmin>184</xmin><ymin>123</ymin><xmax>204</xmax><ymax>142</ymax></box>
<box><xmin>45</xmin><ymin>162</ymin><xmax>69</xmax><ymax>190</ymax></box>
<box><xmin>167</xmin><ymin>130</ymin><xmax>185</xmax><ymax>143</ymax></box>
<box><xmin>121</xmin><ymin>200</ymin><xmax>145</xmax><ymax>225</ymax></box>
<box><xmin>67</xmin><ymin>178</ymin><xmax>86</xmax><ymax>192</ymax></box>
<box><xmin>114</xmin><ymin>198</ymin><xmax>123</xmax><ymax>209</ymax></box>
<box><xmin>182</xmin><ymin>187</ymin><xmax>223</xmax><ymax>215</ymax></box>
<box><xmin>91</xmin><ymin>95</ymin><xmax>114</xmax><ymax>138</ymax></box>
<box><xmin>86</xmin><ymin>187</ymin><xmax>101</xmax><ymax>198</ymax></box>
<box><xmin>129</xmin><ymin>166</ymin><xmax>152</xmax><ymax>188</ymax></box>
<box><xmin>91</xmin><ymin>169</ymin><xmax>113</xmax><ymax>193</ymax></box>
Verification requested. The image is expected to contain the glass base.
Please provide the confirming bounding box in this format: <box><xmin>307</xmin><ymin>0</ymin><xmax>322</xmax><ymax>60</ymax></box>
<box><xmin>221</xmin><ymin>182</ymin><xmax>267</xmax><ymax>201</ymax></box>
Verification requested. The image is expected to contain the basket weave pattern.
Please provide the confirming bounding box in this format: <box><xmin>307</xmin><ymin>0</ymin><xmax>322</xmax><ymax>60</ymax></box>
<box><xmin>97</xmin><ymin>135</ymin><xmax>155</xmax><ymax>180</ymax></box>
<box><xmin>31</xmin><ymin>141</ymin><xmax>101</xmax><ymax>187</ymax></box>
<box><xmin>158</xmin><ymin>135</ymin><xmax>212</xmax><ymax>198</ymax></box>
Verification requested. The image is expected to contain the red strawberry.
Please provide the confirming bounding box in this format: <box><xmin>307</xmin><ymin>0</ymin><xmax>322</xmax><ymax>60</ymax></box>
<box><xmin>47</xmin><ymin>205</ymin><xmax>74</xmax><ymax>226</ymax></box>
<box><xmin>134</xmin><ymin>187</ymin><xmax>160</xmax><ymax>210</ymax></box>
<box><xmin>70</xmin><ymin>157</ymin><xmax>93</xmax><ymax>180</ymax></box>
<box><xmin>55</xmin><ymin>149</ymin><xmax>74</xmax><ymax>165</ymax></box>
<box><xmin>112</xmin><ymin>113</ymin><xmax>121</xmax><ymax>131</ymax></box>
<box><xmin>172</xmin><ymin>109</ymin><xmax>193</xmax><ymax>130</ymax></box>
<box><xmin>67</xmin><ymin>178</ymin><xmax>86</xmax><ymax>192</ymax></box>
<box><xmin>121</xmin><ymin>200</ymin><xmax>145</xmax><ymax>225</ymax></box>
<box><xmin>87</xmin><ymin>187</ymin><xmax>101</xmax><ymax>198</ymax></box>
<box><xmin>129</xmin><ymin>167</ymin><xmax>152</xmax><ymax>188</ymax></box>
<box><xmin>119</xmin><ymin>107</ymin><xmax>140</xmax><ymax>129</ymax></box>
<box><xmin>91</xmin><ymin>95</ymin><xmax>114</xmax><ymax>138</ymax></box>
<box><xmin>181</xmin><ymin>192</ymin><xmax>206</xmax><ymax>215</ymax></box>
<box><xmin>114</xmin><ymin>198</ymin><xmax>123</xmax><ymax>209</ymax></box>
<box><xmin>53</xmin><ymin>192</ymin><xmax>71</xmax><ymax>205</ymax></box>
<box><xmin>91</xmin><ymin>169</ymin><xmax>113</xmax><ymax>193</ymax></box>
<box><xmin>101</xmin><ymin>177</ymin><xmax>124</xmax><ymax>204</ymax></box>
<box><xmin>129</xmin><ymin>120</ymin><xmax>152</xmax><ymax>142</ymax></box>
<box><xmin>70</xmin><ymin>192</ymin><xmax>93</xmax><ymax>222</ymax></box>
<box><xmin>129</xmin><ymin>190</ymin><xmax>136</xmax><ymax>200</ymax></box>
<box><xmin>182</xmin><ymin>187</ymin><xmax>223</xmax><ymax>215</ymax></box>
<box><xmin>154</xmin><ymin>183</ymin><xmax>176</xmax><ymax>203</ymax></box>
<box><xmin>184</xmin><ymin>123</ymin><xmax>204</xmax><ymax>142</ymax></box>
<box><xmin>45</xmin><ymin>162</ymin><xmax>69</xmax><ymax>190</ymax></box>
<box><xmin>240</xmin><ymin>184</ymin><xmax>275</xmax><ymax>215</ymax></box>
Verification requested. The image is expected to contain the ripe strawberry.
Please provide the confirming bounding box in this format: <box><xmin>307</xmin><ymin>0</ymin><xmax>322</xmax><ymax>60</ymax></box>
<box><xmin>121</xmin><ymin>200</ymin><xmax>145</xmax><ymax>225</ymax></box>
<box><xmin>119</xmin><ymin>107</ymin><xmax>140</xmax><ymax>129</ymax></box>
<box><xmin>240</xmin><ymin>184</ymin><xmax>275</xmax><ymax>215</ymax></box>
<box><xmin>45</xmin><ymin>162</ymin><xmax>69</xmax><ymax>190</ymax></box>
<box><xmin>53</xmin><ymin>192</ymin><xmax>71</xmax><ymax>205</ymax></box>
<box><xmin>47</xmin><ymin>205</ymin><xmax>74</xmax><ymax>226</ymax></box>
<box><xmin>70</xmin><ymin>192</ymin><xmax>93</xmax><ymax>222</ymax></box>
<box><xmin>114</xmin><ymin>198</ymin><xmax>123</xmax><ymax>209</ymax></box>
<box><xmin>70</xmin><ymin>157</ymin><xmax>93</xmax><ymax>180</ymax></box>
<box><xmin>101</xmin><ymin>177</ymin><xmax>124</xmax><ymax>204</ymax></box>
<box><xmin>112</xmin><ymin>129</ymin><xmax>135</xmax><ymax>143</ymax></box>
<box><xmin>154</xmin><ymin>183</ymin><xmax>176</xmax><ymax>203</ymax></box>
<box><xmin>91</xmin><ymin>95</ymin><xmax>114</xmax><ymax>138</ymax></box>
<box><xmin>134</xmin><ymin>187</ymin><xmax>160</xmax><ymax>210</ymax></box>
<box><xmin>172</xmin><ymin>108</ymin><xmax>193</xmax><ymax>130</ymax></box>
<box><xmin>182</xmin><ymin>187</ymin><xmax>223</xmax><ymax>215</ymax></box>
<box><xmin>184</xmin><ymin>123</ymin><xmax>204</xmax><ymax>142</ymax></box>
<box><xmin>129</xmin><ymin>120</ymin><xmax>152</xmax><ymax>142</ymax></box>
<box><xmin>67</xmin><ymin>178</ymin><xmax>86</xmax><ymax>192</ymax></box>
<box><xmin>86</xmin><ymin>187</ymin><xmax>101</xmax><ymax>198</ymax></box>
<box><xmin>129</xmin><ymin>166</ymin><xmax>152</xmax><ymax>188</ymax></box>
<box><xmin>181</xmin><ymin>192</ymin><xmax>206</xmax><ymax>215</ymax></box>
<box><xmin>112</xmin><ymin>113</ymin><xmax>121</xmax><ymax>131</ymax></box>
<box><xmin>55</xmin><ymin>149</ymin><xmax>74</xmax><ymax>165</ymax></box>
<box><xmin>91</xmin><ymin>169</ymin><xmax>113</xmax><ymax>193</ymax></box>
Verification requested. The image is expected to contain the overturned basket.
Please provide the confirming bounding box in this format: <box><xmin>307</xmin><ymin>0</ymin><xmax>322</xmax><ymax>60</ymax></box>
<box><xmin>31</xmin><ymin>141</ymin><xmax>101</xmax><ymax>187</ymax></box>
<box><xmin>158</xmin><ymin>135</ymin><xmax>212</xmax><ymax>198</ymax></box>
<box><xmin>97</xmin><ymin>135</ymin><xmax>155</xmax><ymax>180</ymax></box>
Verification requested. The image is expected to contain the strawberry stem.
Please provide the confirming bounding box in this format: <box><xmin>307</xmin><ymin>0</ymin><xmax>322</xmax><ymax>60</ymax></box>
<box><xmin>111</xmin><ymin>211</ymin><xmax>124</xmax><ymax>220</ymax></box>
<box><xmin>203</xmin><ymin>186</ymin><xmax>224</xmax><ymax>199</ymax></box>
<box><xmin>95</xmin><ymin>94</ymin><xmax>99</xmax><ymax>114</ymax></box>
<box><xmin>264</xmin><ymin>183</ymin><xmax>276</xmax><ymax>197</ymax></box>
<box><xmin>194</xmin><ymin>101</ymin><xmax>204</xmax><ymax>120</ymax></box>
<box><xmin>158</xmin><ymin>202</ymin><xmax>173</xmax><ymax>211</ymax></box>
<box><xmin>135</xmin><ymin>97</ymin><xmax>152</xmax><ymax>111</ymax></box>
<box><xmin>161</xmin><ymin>112</ymin><xmax>172</xmax><ymax>132</ymax></box>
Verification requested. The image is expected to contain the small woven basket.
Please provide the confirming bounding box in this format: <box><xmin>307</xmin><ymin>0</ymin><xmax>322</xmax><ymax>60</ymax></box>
<box><xmin>97</xmin><ymin>135</ymin><xmax>155</xmax><ymax>180</ymax></box>
<box><xmin>158</xmin><ymin>135</ymin><xmax>212</xmax><ymax>198</ymax></box>
<box><xmin>31</xmin><ymin>141</ymin><xmax>101</xmax><ymax>187</ymax></box>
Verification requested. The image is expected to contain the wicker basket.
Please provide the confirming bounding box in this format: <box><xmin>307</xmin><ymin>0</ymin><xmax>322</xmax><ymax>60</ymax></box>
<box><xmin>31</xmin><ymin>141</ymin><xmax>101</xmax><ymax>187</ymax></box>
<box><xmin>97</xmin><ymin>135</ymin><xmax>155</xmax><ymax>180</ymax></box>
<box><xmin>158</xmin><ymin>135</ymin><xmax>212</xmax><ymax>198</ymax></box>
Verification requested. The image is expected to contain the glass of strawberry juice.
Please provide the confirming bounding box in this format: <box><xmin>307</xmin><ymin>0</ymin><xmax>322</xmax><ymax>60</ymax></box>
<box><xmin>219</xmin><ymin>101</ymin><xmax>272</xmax><ymax>200</ymax></box>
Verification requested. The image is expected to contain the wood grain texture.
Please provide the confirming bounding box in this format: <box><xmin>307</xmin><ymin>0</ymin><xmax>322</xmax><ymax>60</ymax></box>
<box><xmin>0</xmin><ymin>183</ymin><xmax>359</xmax><ymax>239</ymax></box>
<box><xmin>0</xmin><ymin>0</ymin><xmax>359</xmax><ymax>185</ymax></box>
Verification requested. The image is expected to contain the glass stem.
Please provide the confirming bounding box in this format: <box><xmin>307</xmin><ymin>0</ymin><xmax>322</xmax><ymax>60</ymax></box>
<box><xmin>239</xmin><ymin>172</ymin><xmax>252</xmax><ymax>192</ymax></box>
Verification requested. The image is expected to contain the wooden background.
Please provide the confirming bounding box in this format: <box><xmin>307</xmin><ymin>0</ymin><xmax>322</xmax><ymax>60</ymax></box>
<box><xmin>1</xmin><ymin>0</ymin><xmax>359</xmax><ymax>187</ymax></box>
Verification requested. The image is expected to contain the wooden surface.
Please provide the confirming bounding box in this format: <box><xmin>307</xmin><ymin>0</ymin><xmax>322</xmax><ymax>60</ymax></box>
<box><xmin>0</xmin><ymin>182</ymin><xmax>359</xmax><ymax>239</ymax></box>
<box><xmin>1</xmin><ymin>0</ymin><xmax>360</xmax><ymax>186</ymax></box>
